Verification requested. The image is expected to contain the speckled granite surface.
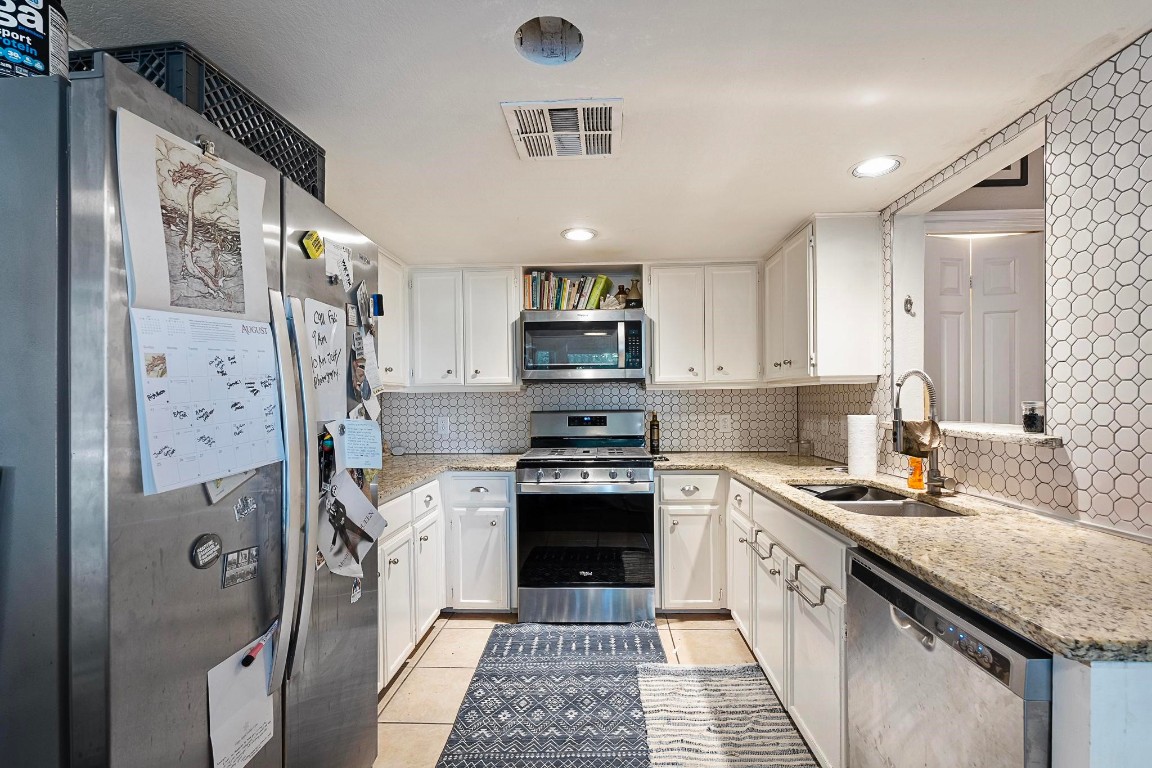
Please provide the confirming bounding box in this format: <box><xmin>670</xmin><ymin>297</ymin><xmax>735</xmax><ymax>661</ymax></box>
<box><xmin>378</xmin><ymin>451</ymin><xmax>1152</xmax><ymax>662</ymax></box>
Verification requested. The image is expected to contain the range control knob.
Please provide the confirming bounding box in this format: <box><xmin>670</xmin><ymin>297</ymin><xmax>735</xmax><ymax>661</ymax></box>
<box><xmin>609</xmin><ymin>469</ymin><xmax>618</xmax><ymax>479</ymax></box>
<box><xmin>580</xmin><ymin>470</ymin><xmax>590</xmax><ymax>480</ymax></box>
<box><xmin>626</xmin><ymin>469</ymin><xmax>634</xmax><ymax>480</ymax></box>
<box><xmin>553</xmin><ymin>469</ymin><xmax>562</xmax><ymax>480</ymax></box>
<box><xmin>536</xmin><ymin>469</ymin><xmax>543</xmax><ymax>482</ymax></box>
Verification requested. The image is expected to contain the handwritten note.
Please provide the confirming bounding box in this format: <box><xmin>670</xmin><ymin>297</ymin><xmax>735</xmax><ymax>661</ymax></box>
<box><xmin>130</xmin><ymin>309</ymin><xmax>284</xmax><ymax>495</ymax></box>
<box><xmin>207</xmin><ymin>635</ymin><xmax>274</xmax><ymax>768</ymax></box>
<box><xmin>324</xmin><ymin>239</ymin><xmax>353</xmax><ymax>292</ymax></box>
<box><xmin>303</xmin><ymin>298</ymin><xmax>347</xmax><ymax>422</ymax></box>
<box><xmin>325</xmin><ymin>419</ymin><xmax>382</xmax><ymax>471</ymax></box>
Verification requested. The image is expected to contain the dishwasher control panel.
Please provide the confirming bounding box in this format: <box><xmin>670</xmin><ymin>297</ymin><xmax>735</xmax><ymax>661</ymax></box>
<box><xmin>930</xmin><ymin>616</ymin><xmax>1008</xmax><ymax>682</ymax></box>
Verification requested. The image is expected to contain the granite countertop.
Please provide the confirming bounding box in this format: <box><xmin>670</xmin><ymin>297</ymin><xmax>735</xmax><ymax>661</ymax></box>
<box><xmin>377</xmin><ymin>451</ymin><xmax>1152</xmax><ymax>662</ymax></box>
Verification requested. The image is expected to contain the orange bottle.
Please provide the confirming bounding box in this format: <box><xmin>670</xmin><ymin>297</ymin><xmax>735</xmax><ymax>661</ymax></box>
<box><xmin>908</xmin><ymin>457</ymin><xmax>926</xmax><ymax>490</ymax></box>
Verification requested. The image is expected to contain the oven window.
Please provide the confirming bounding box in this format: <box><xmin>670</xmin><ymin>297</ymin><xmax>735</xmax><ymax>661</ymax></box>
<box><xmin>516</xmin><ymin>493</ymin><xmax>655</xmax><ymax>588</ymax></box>
<box><xmin>523</xmin><ymin>321</ymin><xmax>620</xmax><ymax>369</ymax></box>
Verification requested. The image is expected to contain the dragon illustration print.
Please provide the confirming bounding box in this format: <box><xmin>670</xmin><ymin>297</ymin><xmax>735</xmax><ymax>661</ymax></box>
<box><xmin>154</xmin><ymin>135</ymin><xmax>246</xmax><ymax>314</ymax></box>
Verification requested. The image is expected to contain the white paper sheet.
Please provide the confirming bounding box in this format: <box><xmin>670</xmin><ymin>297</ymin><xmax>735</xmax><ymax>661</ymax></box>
<box><xmin>303</xmin><ymin>299</ymin><xmax>347</xmax><ymax>423</ymax></box>
<box><xmin>364</xmin><ymin>395</ymin><xmax>382</xmax><ymax>420</ymax></box>
<box><xmin>360</xmin><ymin>332</ymin><xmax>386</xmax><ymax>397</ymax></box>
<box><xmin>130</xmin><ymin>308</ymin><xmax>285</xmax><ymax>494</ymax></box>
<box><xmin>324</xmin><ymin>238</ymin><xmax>354</xmax><ymax>292</ymax></box>
<box><xmin>325</xmin><ymin>419</ymin><xmax>382</xmax><ymax>471</ymax></box>
<box><xmin>319</xmin><ymin>470</ymin><xmax>388</xmax><ymax>577</ymax></box>
<box><xmin>207</xmin><ymin>636</ymin><xmax>274</xmax><ymax>768</ymax></box>
<box><xmin>116</xmin><ymin>109</ymin><xmax>270</xmax><ymax>323</ymax></box>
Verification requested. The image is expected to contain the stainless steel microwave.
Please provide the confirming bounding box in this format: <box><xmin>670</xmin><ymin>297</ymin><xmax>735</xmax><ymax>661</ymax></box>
<box><xmin>521</xmin><ymin>309</ymin><xmax>646</xmax><ymax>381</ymax></box>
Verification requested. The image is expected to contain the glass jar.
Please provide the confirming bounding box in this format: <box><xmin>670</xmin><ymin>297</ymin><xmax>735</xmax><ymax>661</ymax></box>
<box><xmin>1021</xmin><ymin>401</ymin><xmax>1045</xmax><ymax>434</ymax></box>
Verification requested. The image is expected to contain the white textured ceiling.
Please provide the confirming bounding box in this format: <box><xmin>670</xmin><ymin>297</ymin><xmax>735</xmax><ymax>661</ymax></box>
<box><xmin>71</xmin><ymin>2</ymin><xmax>1152</xmax><ymax>265</ymax></box>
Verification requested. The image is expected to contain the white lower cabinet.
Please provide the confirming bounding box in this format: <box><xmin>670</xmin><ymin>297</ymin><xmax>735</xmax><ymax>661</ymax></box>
<box><xmin>379</xmin><ymin>529</ymin><xmax>415</xmax><ymax>688</ymax></box>
<box><xmin>661</xmin><ymin>504</ymin><xmax>724</xmax><ymax>610</ymax></box>
<box><xmin>727</xmin><ymin>508</ymin><xmax>754</xmax><ymax>637</ymax></box>
<box><xmin>751</xmin><ymin>532</ymin><xmax>788</xmax><ymax>697</ymax></box>
<box><xmin>413</xmin><ymin>508</ymin><xmax>444</xmax><ymax>639</ymax></box>
<box><xmin>447</xmin><ymin>505</ymin><xmax>509</xmax><ymax>610</ymax></box>
<box><xmin>787</xmin><ymin>565</ymin><xmax>846</xmax><ymax>768</ymax></box>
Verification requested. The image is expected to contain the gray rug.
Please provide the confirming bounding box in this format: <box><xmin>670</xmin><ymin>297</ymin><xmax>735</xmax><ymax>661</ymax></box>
<box><xmin>436</xmin><ymin>622</ymin><xmax>667</xmax><ymax>768</ymax></box>
<box><xmin>637</xmin><ymin>664</ymin><xmax>818</xmax><ymax>767</ymax></box>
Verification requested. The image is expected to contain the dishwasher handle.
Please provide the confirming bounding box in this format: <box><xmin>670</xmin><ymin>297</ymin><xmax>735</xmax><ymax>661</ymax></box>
<box><xmin>891</xmin><ymin>606</ymin><xmax>936</xmax><ymax>650</ymax></box>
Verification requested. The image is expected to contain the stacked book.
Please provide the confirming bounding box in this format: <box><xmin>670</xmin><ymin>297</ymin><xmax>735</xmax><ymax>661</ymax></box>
<box><xmin>523</xmin><ymin>271</ymin><xmax>613</xmax><ymax>310</ymax></box>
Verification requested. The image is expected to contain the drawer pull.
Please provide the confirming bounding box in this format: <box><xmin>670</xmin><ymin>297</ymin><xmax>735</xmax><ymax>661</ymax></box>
<box><xmin>680</xmin><ymin>484</ymin><xmax>700</xmax><ymax>493</ymax></box>
<box><xmin>750</xmin><ymin>531</ymin><xmax>776</xmax><ymax>560</ymax></box>
<box><xmin>424</xmin><ymin>494</ymin><xmax>434</xmax><ymax>505</ymax></box>
<box><xmin>388</xmin><ymin>557</ymin><xmax>400</xmax><ymax>565</ymax></box>
<box><xmin>471</xmin><ymin>486</ymin><xmax>489</xmax><ymax>493</ymax></box>
<box><xmin>419</xmin><ymin>535</ymin><xmax>430</xmax><ymax>542</ymax></box>
<box><xmin>785</xmin><ymin>563</ymin><xmax>830</xmax><ymax>608</ymax></box>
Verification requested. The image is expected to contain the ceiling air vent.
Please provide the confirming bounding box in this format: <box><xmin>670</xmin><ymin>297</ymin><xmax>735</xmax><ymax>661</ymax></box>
<box><xmin>501</xmin><ymin>99</ymin><xmax>623</xmax><ymax>160</ymax></box>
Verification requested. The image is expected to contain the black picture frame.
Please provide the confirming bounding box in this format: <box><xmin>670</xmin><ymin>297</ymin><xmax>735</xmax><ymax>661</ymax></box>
<box><xmin>976</xmin><ymin>155</ymin><xmax>1029</xmax><ymax>187</ymax></box>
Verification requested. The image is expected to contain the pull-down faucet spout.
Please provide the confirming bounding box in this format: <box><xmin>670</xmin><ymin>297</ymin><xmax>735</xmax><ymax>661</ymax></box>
<box><xmin>893</xmin><ymin>369</ymin><xmax>955</xmax><ymax>496</ymax></box>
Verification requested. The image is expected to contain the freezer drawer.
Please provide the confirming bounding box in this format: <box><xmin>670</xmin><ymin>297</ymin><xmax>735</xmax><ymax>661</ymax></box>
<box><xmin>846</xmin><ymin>552</ymin><xmax>1051</xmax><ymax>768</ymax></box>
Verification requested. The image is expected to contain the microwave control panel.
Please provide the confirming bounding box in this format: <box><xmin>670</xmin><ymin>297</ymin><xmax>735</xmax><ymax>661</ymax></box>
<box><xmin>624</xmin><ymin>324</ymin><xmax>643</xmax><ymax>369</ymax></box>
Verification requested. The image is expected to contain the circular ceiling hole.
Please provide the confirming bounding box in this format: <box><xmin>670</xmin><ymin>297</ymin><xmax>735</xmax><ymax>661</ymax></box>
<box><xmin>514</xmin><ymin>16</ymin><xmax>583</xmax><ymax>65</ymax></box>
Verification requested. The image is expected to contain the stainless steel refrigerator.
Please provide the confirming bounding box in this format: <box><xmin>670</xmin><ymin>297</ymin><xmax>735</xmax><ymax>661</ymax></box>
<box><xmin>0</xmin><ymin>55</ymin><xmax>378</xmax><ymax>768</ymax></box>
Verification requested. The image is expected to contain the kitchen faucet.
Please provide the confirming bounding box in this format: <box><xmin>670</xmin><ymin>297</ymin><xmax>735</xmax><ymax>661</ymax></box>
<box><xmin>893</xmin><ymin>369</ymin><xmax>956</xmax><ymax>496</ymax></box>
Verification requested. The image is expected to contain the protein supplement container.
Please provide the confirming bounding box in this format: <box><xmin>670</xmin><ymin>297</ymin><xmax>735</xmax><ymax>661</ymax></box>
<box><xmin>0</xmin><ymin>0</ymin><xmax>69</xmax><ymax>79</ymax></box>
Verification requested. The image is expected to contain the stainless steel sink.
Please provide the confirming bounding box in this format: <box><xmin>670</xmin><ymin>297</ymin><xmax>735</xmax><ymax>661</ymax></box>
<box><xmin>832</xmin><ymin>499</ymin><xmax>963</xmax><ymax>518</ymax></box>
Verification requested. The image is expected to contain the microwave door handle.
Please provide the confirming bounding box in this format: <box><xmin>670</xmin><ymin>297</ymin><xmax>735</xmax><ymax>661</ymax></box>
<box><xmin>267</xmin><ymin>291</ymin><xmax>302</xmax><ymax>694</ymax></box>
<box><xmin>618</xmin><ymin>321</ymin><xmax>626</xmax><ymax>370</ymax></box>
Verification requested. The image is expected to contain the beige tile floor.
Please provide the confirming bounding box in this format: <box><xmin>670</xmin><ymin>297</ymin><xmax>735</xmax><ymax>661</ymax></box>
<box><xmin>373</xmin><ymin>613</ymin><xmax>751</xmax><ymax>768</ymax></box>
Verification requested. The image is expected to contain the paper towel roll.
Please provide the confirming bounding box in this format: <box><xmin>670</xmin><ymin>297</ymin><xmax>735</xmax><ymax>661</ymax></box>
<box><xmin>847</xmin><ymin>415</ymin><xmax>878</xmax><ymax>478</ymax></box>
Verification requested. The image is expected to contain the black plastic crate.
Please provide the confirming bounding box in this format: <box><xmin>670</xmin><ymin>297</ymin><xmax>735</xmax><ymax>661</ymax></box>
<box><xmin>70</xmin><ymin>42</ymin><xmax>325</xmax><ymax>201</ymax></box>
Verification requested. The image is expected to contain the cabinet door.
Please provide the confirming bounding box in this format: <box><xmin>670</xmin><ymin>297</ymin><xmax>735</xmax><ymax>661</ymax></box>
<box><xmin>726</xmin><ymin>510</ymin><xmax>753</xmax><ymax>640</ymax></box>
<box><xmin>782</xmin><ymin>226</ymin><xmax>813</xmax><ymax>379</ymax></box>
<box><xmin>661</xmin><ymin>504</ymin><xmax>723</xmax><ymax>609</ymax></box>
<box><xmin>706</xmin><ymin>264</ymin><xmax>760</xmax><ymax>383</ymax></box>
<box><xmin>411</xmin><ymin>270</ymin><xmax>463</xmax><ymax>385</ymax></box>
<box><xmin>380</xmin><ymin>531</ymin><xmax>415</xmax><ymax>688</ymax></box>
<box><xmin>463</xmin><ymin>269</ymin><xmax>517</xmax><ymax>385</ymax></box>
<box><xmin>788</xmin><ymin>564</ymin><xmax>846</xmax><ymax>768</ymax></box>
<box><xmin>414</xmin><ymin>509</ymin><xmax>444</xmax><ymax>639</ymax></box>
<box><xmin>763</xmin><ymin>252</ymin><xmax>786</xmax><ymax>381</ymax></box>
<box><xmin>650</xmin><ymin>266</ymin><xmax>705</xmax><ymax>384</ymax></box>
<box><xmin>448</xmin><ymin>506</ymin><xmax>509</xmax><ymax>610</ymax></box>
<box><xmin>751</xmin><ymin>533</ymin><xmax>788</xmax><ymax>698</ymax></box>
<box><xmin>376</xmin><ymin>257</ymin><xmax>408</xmax><ymax>386</ymax></box>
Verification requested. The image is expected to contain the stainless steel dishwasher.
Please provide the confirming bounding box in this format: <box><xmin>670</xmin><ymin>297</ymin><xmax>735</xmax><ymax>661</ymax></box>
<box><xmin>847</xmin><ymin>551</ymin><xmax>1052</xmax><ymax>768</ymax></box>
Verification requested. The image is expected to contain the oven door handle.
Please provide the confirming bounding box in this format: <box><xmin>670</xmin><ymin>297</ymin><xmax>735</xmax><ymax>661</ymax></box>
<box><xmin>516</xmin><ymin>482</ymin><xmax>655</xmax><ymax>495</ymax></box>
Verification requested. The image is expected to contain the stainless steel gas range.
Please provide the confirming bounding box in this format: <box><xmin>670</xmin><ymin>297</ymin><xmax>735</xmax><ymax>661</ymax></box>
<box><xmin>515</xmin><ymin>410</ymin><xmax>656</xmax><ymax>623</ymax></box>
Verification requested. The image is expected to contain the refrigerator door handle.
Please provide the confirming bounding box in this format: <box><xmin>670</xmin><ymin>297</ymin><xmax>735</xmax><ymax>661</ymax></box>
<box><xmin>287</xmin><ymin>295</ymin><xmax>321</xmax><ymax>678</ymax></box>
<box><xmin>268</xmin><ymin>290</ymin><xmax>303</xmax><ymax>693</ymax></box>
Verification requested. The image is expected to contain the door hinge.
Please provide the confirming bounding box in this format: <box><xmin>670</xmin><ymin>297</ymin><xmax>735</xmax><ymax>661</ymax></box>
<box><xmin>969</xmin><ymin>276</ymin><xmax>973</xmax><ymax>289</ymax></box>
<box><xmin>720</xmin><ymin>588</ymin><xmax>725</xmax><ymax>601</ymax></box>
<box><xmin>408</xmin><ymin>279</ymin><xmax>413</xmax><ymax>289</ymax></box>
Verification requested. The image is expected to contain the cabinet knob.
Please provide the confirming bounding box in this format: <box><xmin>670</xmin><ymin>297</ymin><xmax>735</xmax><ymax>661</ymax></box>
<box><xmin>734</xmin><ymin>494</ymin><xmax>742</xmax><ymax>504</ymax></box>
<box><xmin>672</xmin><ymin>520</ymin><xmax>679</xmax><ymax>526</ymax></box>
<box><xmin>769</xmin><ymin>567</ymin><xmax>780</xmax><ymax>576</ymax></box>
<box><xmin>424</xmin><ymin>494</ymin><xmax>433</xmax><ymax>504</ymax></box>
<box><xmin>782</xmin><ymin>359</ymin><xmax>792</xmax><ymax>366</ymax></box>
<box><xmin>773</xmin><ymin>362</ymin><xmax>782</xmax><ymax>368</ymax></box>
<box><xmin>385</xmin><ymin>366</ymin><xmax>393</xmax><ymax>373</ymax></box>
<box><xmin>688</xmin><ymin>366</ymin><xmax>696</xmax><ymax>374</ymax></box>
<box><xmin>474</xmin><ymin>369</ymin><xmax>480</xmax><ymax>375</ymax></box>
<box><xmin>388</xmin><ymin>557</ymin><xmax>400</xmax><ymax>565</ymax></box>
<box><xmin>446</xmin><ymin>369</ymin><xmax>453</xmax><ymax>375</ymax></box>
<box><xmin>717</xmin><ymin>365</ymin><xmax>724</xmax><ymax>372</ymax></box>
<box><xmin>419</xmin><ymin>535</ymin><xmax>429</xmax><ymax>542</ymax></box>
<box><xmin>490</xmin><ymin>519</ymin><xmax>498</xmax><ymax>526</ymax></box>
<box><xmin>738</xmin><ymin>537</ymin><xmax>747</xmax><ymax>544</ymax></box>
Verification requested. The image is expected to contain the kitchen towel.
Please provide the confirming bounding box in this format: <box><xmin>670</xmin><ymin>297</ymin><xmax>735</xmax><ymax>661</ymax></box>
<box><xmin>847</xmin><ymin>415</ymin><xmax>878</xmax><ymax>478</ymax></box>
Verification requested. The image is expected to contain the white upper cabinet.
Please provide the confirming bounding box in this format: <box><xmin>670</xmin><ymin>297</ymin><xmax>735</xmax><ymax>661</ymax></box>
<box><xmin>463</xmin><ymin>269</ymin><xmax>517</xmax><ymax>385</ymax></box>
<box><xmin>411</xmin><ymin>270</ymin><xmax>464</xmax><ymax>386</ymax></box>
<box><xmin>764</xmin><ymin>215</ymin><xmax>882</xmax><ymax>385</ymax></box>
<box><xmin>410</xmin><ymin>268</ymin><xmax>518</xmax><ymax>388</ymax></box>
<box><xmin>650</xmin><ymin>266</ymin><xmax>706</xmax><ymax>384</ymax></box>
<box><xmin>650</xmin><ymin>263</ymin><xmax>760</xmax><ymax>387</ymax></box>
<box><xmin>376</xmin><ymin>256</ymin><xmax>408</xmax><ymax>387</ymax></box>
<box><xmin>705</xmin><ymin>263</ymin><xmax>761</xmax><ymax>383</ymax></box>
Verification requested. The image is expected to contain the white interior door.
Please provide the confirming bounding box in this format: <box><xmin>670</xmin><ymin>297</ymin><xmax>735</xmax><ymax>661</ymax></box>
<box><xmin>971</xmin><ymin>233</ymin><xmax>1044</xmax><ymax>423</ymax></box>
<box><xmin>705</xmin><ymin>264</ymin><xmax>760</xmax><ymax>382</ymax></box>
<box><xmin>411</xmin><ymin>271</ymin><xmax>463</xmax><ymax>385</ymax></box>
<box><xmin>782</xmin><ymin>227</ymin><xmax>812</xmax><ymax>378</ymax></box>
<box><xmin>463</xmin><ymin>269</ymin><xmax>516</xmax><ymax>385</ymax></box>
<box><xmin>924</xmin><ymin>236</ymin><xmax>972</xmax><ymax>421</ymax></box>
<box><xmin>376</xmin><ymin>257</ymin><xmax>408</xmax><ymax>386</ymax></box>
<box><xmin>651</xmin><ymin>266</ymin><xmax>705</xmax><ymax>384</ymax></box>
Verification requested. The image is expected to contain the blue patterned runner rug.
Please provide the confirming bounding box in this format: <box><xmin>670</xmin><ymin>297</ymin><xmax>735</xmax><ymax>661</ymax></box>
<box><xmin>436</xmin><ymin>622</ymin><xmax>666</xmax><ymax>768</ymax></box>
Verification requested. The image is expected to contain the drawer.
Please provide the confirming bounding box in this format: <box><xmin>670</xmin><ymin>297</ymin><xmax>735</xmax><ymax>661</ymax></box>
<box><xmin>444</xmin><ymin>473</ymin><xmax>511</xmax><ymax>506</ymax></box>
<box><xmin>413</xmin><ymin>479</ymin><xmax>441</xmax><ymax>519</ymax></box>
<box><xmin>728</xmin><ymin>479</ymin><xmax>751</xmax><ymax>515</ymax></box>
<box><xmin>752</xmin><ymin>492</ymin><xmax>850</xmax><ymax>596</ymax></box>
<box><xmin>378</xmin><ymin>491</ymin><xmax>414</xmax><ymax>539</ymax></box>
<box><xmin>660</xmin><ymin>473</ymin><xmax>722</xmax><ymax>502</ymax></box>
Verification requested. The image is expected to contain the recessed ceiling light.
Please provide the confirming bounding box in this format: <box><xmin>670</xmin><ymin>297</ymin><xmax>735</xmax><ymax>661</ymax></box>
<box><xmin>851</xmin><ymin>156</ymin><xmax>902</xmax><ymax>178</ymax></box>
<box><xmin>562</xmin><ymin>227</ymin><xmax>597</xmax><ymax>241</ymax></box>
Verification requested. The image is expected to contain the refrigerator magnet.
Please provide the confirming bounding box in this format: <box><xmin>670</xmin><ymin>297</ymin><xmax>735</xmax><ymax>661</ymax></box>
<box><xmin>190</xmin><ymin>533</ymin><xmax>223</xmax><ymax>569</ymax></box>
<box><xmin>221</xmin><ymin>546</ymin><xmax>259</xmax><ymax>588</ymax></box>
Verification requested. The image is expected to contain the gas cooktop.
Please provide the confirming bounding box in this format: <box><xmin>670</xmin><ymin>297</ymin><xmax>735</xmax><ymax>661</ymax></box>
<box><xmin>518</xmin><ymin>446</ymin><xmax>652</xmax><ymax>462</ymax></box>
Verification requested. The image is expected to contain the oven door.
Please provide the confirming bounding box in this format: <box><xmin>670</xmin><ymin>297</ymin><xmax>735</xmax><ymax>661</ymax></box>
<box><xmin>516</xmin><ymin>488</ymin><xmax>656</xmax><ymax>622</ymax></box>
<box><xmin>521</xmin><ymin>310</ymin><xmax>645</xmax><ymax>380</ymax></box>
